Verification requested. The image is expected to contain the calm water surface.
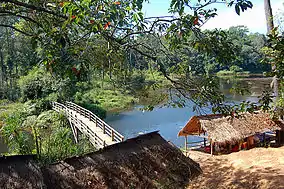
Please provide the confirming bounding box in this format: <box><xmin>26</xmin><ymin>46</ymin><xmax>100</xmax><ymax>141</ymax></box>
<box><xmin>106</xmin><ymin>77</ymin><xmax>272</xmax><ymax>147</ymax></box>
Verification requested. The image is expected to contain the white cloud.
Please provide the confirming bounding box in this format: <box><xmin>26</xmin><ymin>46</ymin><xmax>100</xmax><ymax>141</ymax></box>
<box><xmin>202</xmin><ymin>0</ymin><xmax>284</xmax><ymax>33</ymax></box>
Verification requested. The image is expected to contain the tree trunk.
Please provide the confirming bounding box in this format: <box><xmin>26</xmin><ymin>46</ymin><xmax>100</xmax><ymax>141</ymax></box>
<box><xmin>264</xmin><ymin>0</ymin><xmax>274</xmax><ymax>33</ymax></box>
<box><xmin>108</xmin><ymin>42</ymin><xmax>112</xmax><ymax>80</ymax></box>
<box><xmin>0</xmin><ymin>48</ymin><xmax>3</xmax><ymax>88</ymax></box>
<box><xmin>264</xmin><ymin>0</ymin><xmax>278</xmax><ymax>97</ymax></box>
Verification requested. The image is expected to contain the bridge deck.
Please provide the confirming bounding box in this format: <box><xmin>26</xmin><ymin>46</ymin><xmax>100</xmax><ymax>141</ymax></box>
<box><xmin>52</xmin><ymin>101</ymin><xmax>124</xmax><ymax>149</ymax></box>
<box><xmin>69</xmin><ymin>109</ymin><xmax>116</xmax><ymax>146</ymax></box>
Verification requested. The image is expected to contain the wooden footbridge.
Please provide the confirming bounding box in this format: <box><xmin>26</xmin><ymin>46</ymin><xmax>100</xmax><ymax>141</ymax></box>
<box><xmin>51</xmin><ymin>101</ymin><xmax>124</xmax><ymax>149</ymax></box>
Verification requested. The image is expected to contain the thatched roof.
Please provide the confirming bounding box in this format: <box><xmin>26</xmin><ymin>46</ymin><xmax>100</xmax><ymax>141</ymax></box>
<box><xmin>178</xmin><ymin>112</ymin><xmax>284</xmax><ymax>143</ymax></box>
<box><xmin>0</xmin><ymin>132</ymin><xmax>202</xmax><ymax>189</ymax></box>
<box><xmin>0</xmin><ymin>155</ymin><xmax>44</xmax><ymax>189</ymax></box>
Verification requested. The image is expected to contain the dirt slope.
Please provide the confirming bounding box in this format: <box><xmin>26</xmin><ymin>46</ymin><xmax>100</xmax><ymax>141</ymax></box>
<box><xmin>187</xmin><ymin>147</ymin><xmax>284</xmax><ymax>189</ymax></box>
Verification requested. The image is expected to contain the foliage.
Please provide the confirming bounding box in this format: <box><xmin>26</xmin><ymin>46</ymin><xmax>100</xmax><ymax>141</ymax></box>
<box><xmin>261</xmin><ymin>27</ymin><xmax>284</xmax><ymax>116</ymax></box>
<box><xmin>76</xmin><ymin>88</ymin><xmax>137</xmax><ymax>113</ymax></box>
<box><xmin>74</xmin><ymin>92</ymin><xmax>107</xmax><ymax>118</ymax></box>
<box><xmin>0</xmin><ymin>102</ymin><xmax>93</xmax><ymax>163</ymax></box>
<box><xmin>18</xmin><ymin>68</ymin><xmax>53</xmax><ymax>100</ymax></box>
<box><xmin>36</xmin><ymin>110</ymin><xmax>93</xmax><ymax>164</ymax></box>
<box><xmin>258</xmin><ymin>90</ymin><xmax>273</xmax><ymax>111</ymax></box>
<box><xmin>216</xmin><ymin>70</ymin><xmax>250</xmax><ymax>77</ymax></box>
<box><xmin>0</xmin><ymin>0</ymin><xmax>257</xmax><ymax>114</ymax></box>
<box><xmin>18</xmin><ymin>67</ymin><xmax>76</xmax><ymax>101</ymax></box>
<box><xmin>0</xmin><ymin>103</ymin><xmax>33</xmax><ymax>154</ymax></box>
<box><xmin>229</xmin><ymin>65</ymin><xmax>243</xmax><ymax>73</ymax></box>
<box><xmin>262</xmin><ymin>28</ymin><xmax>284</xmax><ymax>79</ymax></box>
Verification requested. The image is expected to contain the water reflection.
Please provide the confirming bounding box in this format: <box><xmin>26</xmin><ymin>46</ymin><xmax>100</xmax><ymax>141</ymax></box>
<box><xmin>106</xmin><ymin>77</ymin><xmax>273</xmax><ymax>147</ymax></box>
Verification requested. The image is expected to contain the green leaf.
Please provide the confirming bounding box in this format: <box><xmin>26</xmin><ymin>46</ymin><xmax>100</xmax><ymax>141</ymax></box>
<box><xmin>246</xmin><ymin>1</ymin><xmax>253</xmax><ymax>8</ymax></box>
<box><xmin>235</xmin><ymin>5</ymin><xmax>240</xmax><ymax>15</ymax></box>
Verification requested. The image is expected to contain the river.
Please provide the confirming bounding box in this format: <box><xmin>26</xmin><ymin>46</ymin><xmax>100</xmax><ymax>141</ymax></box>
<box><xmin>106</xmin><ymin>76</ymin><xmax>272</xmax><ymax>147</ymax></box>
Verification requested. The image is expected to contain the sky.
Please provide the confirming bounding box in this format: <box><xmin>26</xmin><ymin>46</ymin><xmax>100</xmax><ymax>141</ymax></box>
<box><xmin>142</xmin><ymin>0</ymin><xmax>284</xmax><ymax>34</ymax></box>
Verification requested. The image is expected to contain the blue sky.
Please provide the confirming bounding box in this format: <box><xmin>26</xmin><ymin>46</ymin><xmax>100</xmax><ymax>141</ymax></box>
<box><xmin>142</xmin><ymin>0</ymin><xmax>284</xmax><ymax>34</ymax></box>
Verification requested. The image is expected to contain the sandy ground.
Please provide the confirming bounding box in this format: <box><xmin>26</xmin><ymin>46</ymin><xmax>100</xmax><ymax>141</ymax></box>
<box><xmin>187</xmin><ymin>147</ymin><xmax>284</xmax><ymax>189</ymax></box>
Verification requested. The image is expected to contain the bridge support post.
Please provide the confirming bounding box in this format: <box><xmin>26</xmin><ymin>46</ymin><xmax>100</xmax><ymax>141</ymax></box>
<box><xmin>75</xmin><ymin>127</ymin><xmax>79</xmax><ymax>143</ymax></box>
<box><xmin>111</xmin><ymin>130</ymin><xmax>114</xmax><ymax>141</ymax></box>
<box><xmin>69</xmin><ymin>121</ymin><xmax>79</xmax><ymax>143</ymax></box>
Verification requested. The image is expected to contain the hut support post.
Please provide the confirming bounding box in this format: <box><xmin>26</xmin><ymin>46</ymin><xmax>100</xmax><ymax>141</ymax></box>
<box><xmin>276</xmin><ymin>130</ymin><xmax>280</xmax><ymax>146</ymax></box>
<box><xmin>185</xmin><ymin>136</ymin><xmax>188</xmax><ymax>156</ymax></box>
<box><xmin>263</xmin><ymin>133</ymin><xmax>266</xmax><ymax>147</ymax></box>
<box><xmin>210</xmin><ymin>140</ymin><xmax>213</xmax><ymax>156</ymax></box>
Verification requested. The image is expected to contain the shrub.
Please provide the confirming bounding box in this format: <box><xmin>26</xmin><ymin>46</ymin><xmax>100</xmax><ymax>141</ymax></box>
<box><xmin>74</xmin><ymin>92</ymin><xmax>106</xmax><ymax>119</ymax></box>
<box><xmin>229</xmin><ymin>65</ymin><xmax>243</xmax><ymax>72</ymax></box>
<box><xmin>0</xmin><ymin>104</ymin><xmax>93</xmax><ymax>163</ymax></box>
<box><xmin>18</xmin><ymin>68</ymin><xmax>53</xmax><ymax>101</ymax></box>
<box><xmin>18</xmin><ymin>67</ymin><xmax>76</xmax><ymax>102</ymax></box>
<box><xmin>80</xmin><ymin>103</ymin><xmax>106</xmax><ymax>119</ymax></box>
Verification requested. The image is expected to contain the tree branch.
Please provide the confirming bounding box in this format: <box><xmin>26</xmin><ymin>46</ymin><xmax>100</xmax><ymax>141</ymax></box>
<box><xmin>1</xmin><ymin>0</ymin><xmax>67</xmax><ymax>19</ymax></box>
<box><xmin>0</xmin><ymin>24</ymin><xmax>33</xmax><ymax>36</ymax></box>
<box><xmin>0</xmin><ymin>10</ymin><xmax>41</xmax><ymax>25</ymax></box>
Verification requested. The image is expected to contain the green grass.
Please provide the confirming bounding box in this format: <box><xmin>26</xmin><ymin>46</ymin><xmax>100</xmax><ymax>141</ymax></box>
<box><xmin>78</xmin><ymin>89</ymin><xmax>138</xmax><ymax>113</ymax></box>
<box><xmin>92</xmin><ymin>89</ymin><xmax>137</xmax><ymax>112</ymax></box>
<box><xmin>76</xmin><ymin>70</ymin><xmax>171</xmax><ymax>113</ymax></box>
<box><xmin>216</xmin><ymin>70</ymin><xmax>250</xmax><ymax>77</ymax></box>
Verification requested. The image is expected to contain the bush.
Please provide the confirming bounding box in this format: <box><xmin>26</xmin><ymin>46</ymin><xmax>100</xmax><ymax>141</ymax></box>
<box><xmin>0</xmin><ymin>103</ymin><xmax>33</xmax><ymax>155</ymax></box>
<box><xmin>216</xmin><ymin>70</ymin><xmax>250</xmax><ymax>77</ymax></box>
<box><xmin>229</xmin><ymin>65</ymin><xmax>243</xmax><ymax>72</ymax></box>
<box><xmin>80</xmin><ymin>103</ymin><xmax>106</xmax><ymax>119</ymax></box>
<box><xmin>0</xmin><ymin>103</ymin><xmax>93</xmax><ymax>163</ymax></box>
<box><xmin>18</xmin><ymin>67</ymin><xmax>76</xmax><ymax>102</ymax></box>
<box><xmin>74</xmin><ymin>92</ymin><xmax>106</xmax><ymax>119</ymax></box>
<box><xmin>25</xmin><ymin>99</ymin><xmax>52</xmax><ymax>115</ymax></box>
<box><xmin>18</xmin><ymin>67</ymin><xmax>53</xmax><ymax>101</ymax></box>
<box><xmin>216</xmin><ymin>70</ymin><xmax>234</xmax><ymax>76</ymax></box>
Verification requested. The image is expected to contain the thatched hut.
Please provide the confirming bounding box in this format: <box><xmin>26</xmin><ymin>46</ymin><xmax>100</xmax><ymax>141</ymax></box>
<box><xmin>178</xmin><ymin>112</ymin><xmax>284</xmax><ymax>155</ymax></box>
<box><xmin>0</xmin><ymin>131</ymin><xmax>202</xmax><ymax>189</ymax></box>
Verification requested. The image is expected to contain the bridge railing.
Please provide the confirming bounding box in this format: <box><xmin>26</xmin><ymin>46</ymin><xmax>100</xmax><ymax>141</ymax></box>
<box><xmin>51</xmin><ymin>102</ymin><xmax>108</xmax><ymax>148</ymax></box>
<box><xmin>65</xmin><ymin>101</ymin><xmax>124</xmax><ymax>143</ymax></box>
<box><xmin>52</xmin><ymin>101</ymin><xmax>67</xmax><ymax>112</ymax></box>
<box><xmin>67</xmin><ymin>111</ymin><xmax>106</xmax><ymax>147</ymax></box>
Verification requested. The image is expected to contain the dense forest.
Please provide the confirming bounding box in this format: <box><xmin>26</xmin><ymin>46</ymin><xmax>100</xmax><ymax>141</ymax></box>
<box><xmin>0</xmin><ymin>0</ymin><xmax>283</xmax><ymax>163</ymax></box>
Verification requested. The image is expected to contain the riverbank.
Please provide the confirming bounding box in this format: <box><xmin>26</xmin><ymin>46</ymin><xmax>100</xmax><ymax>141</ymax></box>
<box><xmin>187</xmin><ymin>147</ymin><xmax>284</xmax><ymax>189</ymax></box>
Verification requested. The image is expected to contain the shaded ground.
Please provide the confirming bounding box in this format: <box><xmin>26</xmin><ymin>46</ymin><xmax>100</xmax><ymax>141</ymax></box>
<box><xmin>187</xmin><ymin>147</ymin><xmax>284</xmax><ymax>189</ymax></box>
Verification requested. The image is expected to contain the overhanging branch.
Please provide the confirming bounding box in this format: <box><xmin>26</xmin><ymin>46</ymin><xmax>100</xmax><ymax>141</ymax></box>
<box><xmin>1</xmin><ymin>0</ymin><xmax>67</xmax><ymax>19</ymax></box>
<box><xmin>0</xmin><ymin>10</ymin><xmax>41</xmax><ymax>25</ymax></box>
<box><xmin>0</xmin><ymin>24</ymin><xmax>33</xmax><ymax>36</ymax></box>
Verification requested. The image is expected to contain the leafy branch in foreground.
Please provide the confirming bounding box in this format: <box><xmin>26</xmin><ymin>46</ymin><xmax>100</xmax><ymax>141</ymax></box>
<box><xmin>0</xmin><ymin>0</ymin><xmax>253</xmax><ymax>112</ymax></box>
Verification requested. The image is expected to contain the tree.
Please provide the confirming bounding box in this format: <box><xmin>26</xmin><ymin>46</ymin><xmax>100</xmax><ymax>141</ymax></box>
<box><xmin>264</xmin><ymin>0</ymin><xmax>279</xmax><ymax>97</ymax></box>
<box><xmin>264</xmin><ymin>0</ymin><xmax>274</xmax><ymax>33</ymax></box>
<box><xmin>0</xmin><ymin>0</ymin><xmax>254</xmax><ymax>112</ymax></box>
